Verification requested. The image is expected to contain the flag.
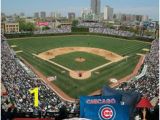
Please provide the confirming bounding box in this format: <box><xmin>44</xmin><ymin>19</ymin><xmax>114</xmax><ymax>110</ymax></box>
<box><xmin>80</xmin><ymin>96</ymin><xmax>129</xmax><ymax>120</ymax></box>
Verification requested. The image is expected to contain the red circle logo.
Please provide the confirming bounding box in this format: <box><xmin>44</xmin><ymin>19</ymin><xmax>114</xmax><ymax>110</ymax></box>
<box><xmin>99</xmin><ymin>105</ymin><xmax>116</xmax><ymax>120</ymax></box>
<box><xmin>101</xmin><ymin>108</ymin><xmax>113</xmax><ymax>119</ymax></box>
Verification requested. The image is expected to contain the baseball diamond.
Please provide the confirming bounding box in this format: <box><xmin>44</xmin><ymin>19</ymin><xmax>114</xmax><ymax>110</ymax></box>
<box><xmin>8</xmin><ymin>35</ymin><xmax>150</xmax><ymax>99</ymax></box>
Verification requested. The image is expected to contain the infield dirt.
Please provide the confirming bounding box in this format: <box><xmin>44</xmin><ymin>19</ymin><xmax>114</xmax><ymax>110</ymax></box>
<box><xmin>37</xmin><ymin>47</ymin><xmax>123</xmax><ymax>61</ymax></box>
<box><xmin>36</xmin><ymin>47</ymin><xmax>125</xmax><ymax>79</ymax></box>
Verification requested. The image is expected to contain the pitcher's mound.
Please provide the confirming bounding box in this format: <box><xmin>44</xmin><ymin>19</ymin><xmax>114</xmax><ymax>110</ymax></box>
<box><xmin>75</xmin><ymin>57</ymin><xmax>86</xmax><ymax>63</ymax></box>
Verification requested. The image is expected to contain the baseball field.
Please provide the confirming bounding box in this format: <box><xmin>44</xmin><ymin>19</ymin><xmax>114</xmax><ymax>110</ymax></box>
<box><xmin>8</xmin><ymin>35</ymin><xmax>150</xmax><ymax>99</ymax></box>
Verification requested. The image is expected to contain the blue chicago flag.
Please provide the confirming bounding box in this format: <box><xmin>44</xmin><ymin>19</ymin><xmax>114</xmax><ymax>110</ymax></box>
<box><xmin>80</xmin><ymin>96</ymin><xmax>129</xmax><ymax>120</ymax></box>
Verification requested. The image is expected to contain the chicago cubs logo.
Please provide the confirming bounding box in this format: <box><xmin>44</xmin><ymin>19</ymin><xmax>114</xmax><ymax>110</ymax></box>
<box><xmin>98</xmin><ymin>105</ymin><xmax>116</xmax><ymax>120</ymax></box>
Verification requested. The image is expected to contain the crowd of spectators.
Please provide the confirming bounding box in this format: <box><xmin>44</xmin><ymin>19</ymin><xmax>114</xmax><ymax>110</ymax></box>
<box><xmin>34</xmin><ymin>27</ymin><xmax>71</xmax><ymax>34</ymax></box>
<box><xmin>1</xmin><ymin>37</ymin><xmax>79</xmax><ymax>119</ymax></box>
<box><xmin>89</xmin><ymin>27</ymin><xmax>134</xmax><ymax>37</ymax></box>
<box><xmin>118</xmin><ymin>39</ymin><xmax>159</xmax><ymax>101</ymax></box>
<box><xmin>116</xmin><ymin>39</ymin><xmax>159</xmax><ymax>120</ymax></box>
<box><xmin>1</xmin><ymin>32</ymin><xmax>158</xmax><ymax>119</ymax></box>
<box><xmin>78</xmin><ymin>22</ymin><xmax>155</xmax><ymax>39</ymax></box>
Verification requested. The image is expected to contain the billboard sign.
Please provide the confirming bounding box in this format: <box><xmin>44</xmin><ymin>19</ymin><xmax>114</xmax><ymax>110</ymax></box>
<box><xmin>36</xmin><ymin>22</ymin><xmax>49</xmax><ymax>26</ymax></box>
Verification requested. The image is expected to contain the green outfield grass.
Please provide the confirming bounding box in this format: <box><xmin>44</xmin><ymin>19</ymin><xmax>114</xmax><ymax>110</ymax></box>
<box><xmin>8</xmin><ymin>35</ymin><xmax>151</xmax><ymax>98</ymax></box>
<box><xmin>51</xmin><ymin>51</ymin><xmax>110</xmax><ymax>70</ymax></box>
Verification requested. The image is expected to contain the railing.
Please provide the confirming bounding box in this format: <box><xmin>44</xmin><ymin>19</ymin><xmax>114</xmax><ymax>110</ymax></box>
<box><xmin>2</xmin><ymin>111</ymin><xmax>80</xmax><ymax>119</ymax></box>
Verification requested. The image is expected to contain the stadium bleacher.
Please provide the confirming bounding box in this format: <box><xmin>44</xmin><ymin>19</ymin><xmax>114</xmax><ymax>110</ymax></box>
<box><xmin>118</xmin><ymin>39</ymin><xmax>159</xmax><ymax>101</ymax></box>
<box><xmin>1</xmin><ymin>34</ymin><xmax>158</xmax><ymax>119</ymax></box>
<box><xmin>1</xmin><ymin>36</ymin><xmax>79</xmax><ymax>119</ymax></box>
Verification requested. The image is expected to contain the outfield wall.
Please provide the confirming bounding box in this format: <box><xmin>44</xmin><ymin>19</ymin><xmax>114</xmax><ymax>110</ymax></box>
<box><xmin>5</xmin><ymin>32</ymin><xmax>154</xmax><ymax>42</ymax></box>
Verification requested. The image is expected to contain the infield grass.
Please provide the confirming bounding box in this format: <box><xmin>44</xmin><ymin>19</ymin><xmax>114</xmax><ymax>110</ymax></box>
<box><xmin>51</xmin><ymin>51</ymin><xmax>110</xmax><ymax>70</ymax></box>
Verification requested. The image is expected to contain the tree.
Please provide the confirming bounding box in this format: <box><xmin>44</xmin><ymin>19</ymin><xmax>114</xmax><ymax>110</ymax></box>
<box><xmin>72</xmin><ymin>20</ymin><xmax>78</xmax><ymax>27</ymax></box>
<box><xmin>26</xmin><ymin>22</ymin><xmax>35</xmax><ymax>31</ymax></box>
<box><xmin>42</xmin><ymin>26</ymin><xmax>50</xmax><ymax>30</ymax></box>
<box><xmin>18</xmin><ymin>19</ymin><xmax>26</xmax><ymax>31</ymax></box>
<box><xmin>18</xmin><ymin>18</ymin><xmax>35</xmax><ymax>32</ymax></box>
<box><xmin>20</xmin><ymin>22</ymin><xmax>35</xmax><ymax>32</ymax></box>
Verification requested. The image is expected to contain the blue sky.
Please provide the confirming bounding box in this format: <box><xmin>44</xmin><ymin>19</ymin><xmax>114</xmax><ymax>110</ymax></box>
<box><xmin>2</xmin><ymin>0</ymin><xmax>159</xmax><ymax>20</ymax></box>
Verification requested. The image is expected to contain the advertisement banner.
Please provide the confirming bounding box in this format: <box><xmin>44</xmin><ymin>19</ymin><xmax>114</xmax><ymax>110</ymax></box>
<box><xmin>36</xmin><ymin>22</ymin><xmax>49</xmax><ymax>26</ymax></box>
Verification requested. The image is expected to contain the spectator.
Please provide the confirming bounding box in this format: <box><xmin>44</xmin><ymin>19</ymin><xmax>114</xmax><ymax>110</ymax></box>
<box><xmin>1</xmin><ymin>37</ymin><xmax>78</xmax><ymax>118</ymax></box>
<box><xmin>89</xmin><ymin>27</ymin><xmax>134</xmax><ymax>37</ymax></box>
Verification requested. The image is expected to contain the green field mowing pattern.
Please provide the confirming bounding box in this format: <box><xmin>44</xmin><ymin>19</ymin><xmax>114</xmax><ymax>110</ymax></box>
<box><xmin>51</xmin><ymin>51</ymin><xmax>109</xmax><ymax>70</ymax></box>
<box><xmin>8</xmin><ymin>35</ymin><xmax>151</xmax><ymax>98</ymax></box>
<box><xmin>9</xmin><ymin>35</ymin><xmax>150</xmax><ymax>56</ymax></box>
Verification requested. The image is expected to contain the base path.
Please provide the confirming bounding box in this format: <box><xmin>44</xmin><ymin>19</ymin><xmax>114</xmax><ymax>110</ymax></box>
<box><xmin>20</xmin><ymin>57</ymin><xmax>76</xmax><ymax>102</ymax></box>
<box><xmin>34</xmin><ymin>54</ymin><xmax>92</xmax><ymax>79</ymax></box>
<box><xmin>33</xmin><ymin>53</ymin><xmax>71</xmax><ymax>71</ymax></box>
<box><xmin>35</xmin><ymin>47</ymin><xmax>125</xmax><ymax>80</ymax></box>
<box><xmin>20</xmin><ymin>55</ymin><xmax>144</xmax><ymax>102</ymax></box>
<box><xmin>89</xmin><ymin>56</ymin><xmax>128</xmax><ymax>72</ymax></box>
<box><xmin>90</xmin><ymin>55</ymin><xmax>145</xmax><ymax>96</ymax></box>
